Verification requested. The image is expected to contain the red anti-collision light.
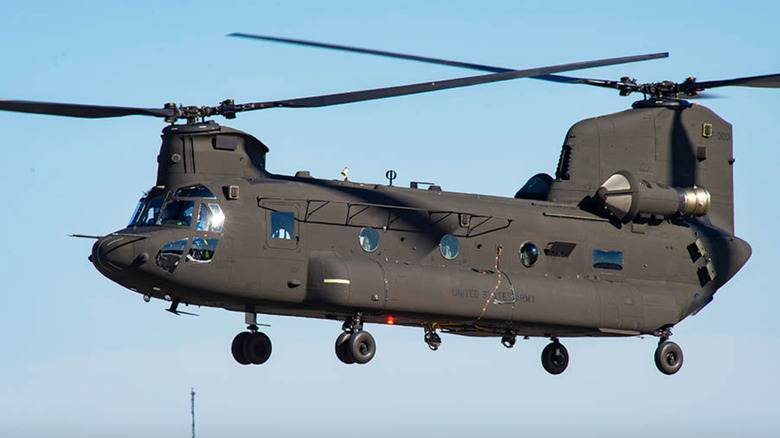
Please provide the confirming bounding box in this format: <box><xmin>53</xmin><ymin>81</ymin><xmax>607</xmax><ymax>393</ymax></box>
<box><xmin>386</xmin><ymin>316</ymin><xmax>395</xmax><ymax>325</ymax></box>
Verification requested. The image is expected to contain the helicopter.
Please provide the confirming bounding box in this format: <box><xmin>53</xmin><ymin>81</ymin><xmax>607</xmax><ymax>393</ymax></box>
<box><xmin>2</xmin><ymin>34</ymin><xmax>777</xmax><ymax>376</ymax></box>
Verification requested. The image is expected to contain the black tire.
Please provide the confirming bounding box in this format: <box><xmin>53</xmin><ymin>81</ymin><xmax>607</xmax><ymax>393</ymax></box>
<box><xmin>244</xmin><ymin>332</ymin><xmax>273</xmax><ymax>365</ymax></box>
<box><xmin>541</xmin><ymin>341</ymin><xmax>569</xmax><ymax>375</ymax></box>
<box><xmin>655</xmin><ymin>341</ymin><xmax>683</xmax><ymax>375</ymax></box>
<box><xmin>348</xmin><ymin>331</ymin><xmax>376</xmax><ymax>364</ymax></box>
<box><xmin>335</xmin><ymin>332</ymin><xmax>355</xmax><ymax>364</ymax></box>
<box><xmin>231</xmin><ymin>332</ymin><xmax>251</xmax><ymax>365</ymax></box>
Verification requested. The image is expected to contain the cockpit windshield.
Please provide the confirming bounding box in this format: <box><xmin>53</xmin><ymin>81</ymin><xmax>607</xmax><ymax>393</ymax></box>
<box><xmin>159</xmin><ymin>200</ymin><xmax>195</xmax><ymax>226</ymax></box>
<box><xmin>128</xmin><ymin>185</ymin><xmax>226</xmax><ymax>231</ymax></box>
<box><xmin>129</xmin><ymin>198</ymin><xmax>164</xmax><ymax>226</ymax></box>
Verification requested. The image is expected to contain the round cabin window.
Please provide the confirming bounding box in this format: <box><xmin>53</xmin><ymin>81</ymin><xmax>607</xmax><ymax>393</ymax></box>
<box><xmin>359</xmin><ymin>227</ymin><xmax>379</xmax><ymax>253</ymax></box>
<box><xmin>519</xmin><ymin>241</ymin><xmax>539</xmax><ymax>267</ymax></box>
<box><xmin>439</xmin><ymin>234</ymin><xmax>460</xmax><ymax>260</ymax></box>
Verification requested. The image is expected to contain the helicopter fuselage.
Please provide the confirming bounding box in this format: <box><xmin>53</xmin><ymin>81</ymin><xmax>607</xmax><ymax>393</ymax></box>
<box><xmin>91</xmin><ymin>106</ymin><xmax>751</xmax><ymax>341</ymax></box>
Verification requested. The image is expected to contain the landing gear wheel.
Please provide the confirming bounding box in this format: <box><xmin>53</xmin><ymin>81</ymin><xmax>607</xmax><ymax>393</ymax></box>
<box><xmin>655</xmin><ymin>341</ymin><xmax>683</xmax><ymax>375</ymax></box>
<box><xmin>424</xmin><ymin>332</ymin><xmax>442</xmax><ymax>351</ymax></box>
<box><xmin>244</xmin><ymin>332</ymin><xmax>272</xmax><ymax>365</ymax></box>
<box><xmin>348</xmin><ymin>331</ymin><xmax>376</xmax><ymax>364</ymax></box>
<box><xmin>231</xmin><ymin>332</ymin><xmax>252</xmax><ymax>365</ymax></box>
<box><xmin>541</xmin><ymin>341</ymin><xmax>569</xmax><ymax>375</ymax></box>
<box><xmin>501</xmin><ymin>334</ymin><xmax>516</xmax><ymax>349</ymax></box>
<box><xmin>335</xmin><ymin>332</ymin><xmax>355</xmax><ymax>365</ymax></box>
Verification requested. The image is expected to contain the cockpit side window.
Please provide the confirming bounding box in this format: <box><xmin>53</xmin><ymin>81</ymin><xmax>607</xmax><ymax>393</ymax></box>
<box><xmin>187</xmin><ymin>237</ymin><xmax>219</xmax><ymax>263</ymax></box>
<box><xmin>156</xmin><ymin>238</ymin><xmax>188</xmax><ymax>273</ymax></box>
<box><xmin>196</xmin><ymin>203</ymin><xmax>226</xmax><ymax>232</ymax></box>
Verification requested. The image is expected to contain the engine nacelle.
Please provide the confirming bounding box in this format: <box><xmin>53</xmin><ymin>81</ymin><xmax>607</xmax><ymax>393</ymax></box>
<box><xmin>597</xmin><ymin>170</ymin><xmax>710</xmax><ymax>223</ymax></box>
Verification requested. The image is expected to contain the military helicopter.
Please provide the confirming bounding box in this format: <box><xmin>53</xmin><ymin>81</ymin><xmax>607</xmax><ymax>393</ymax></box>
<box><xmin>2</xmin><ymin>34</ymin><xmax>777</xmax><ymax>376</ymax></box>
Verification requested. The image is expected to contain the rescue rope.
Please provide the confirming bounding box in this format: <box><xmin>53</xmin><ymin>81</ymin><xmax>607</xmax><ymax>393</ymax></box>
<box><xmin>477</xmin><ymin>246</ymin><xmax>502</xmax><ymax>320</ymax></box>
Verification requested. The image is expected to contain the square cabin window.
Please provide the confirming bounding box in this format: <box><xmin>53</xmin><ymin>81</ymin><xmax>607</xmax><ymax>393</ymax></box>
<box><xmin>592</xmin><ymin>249</ymin><xmax>624</xmax><ymax>271</ymax></box>
<box><xmin>271</xmin><ymin>211</ymin><xmax>295</xmax><ymax>240</ymax></box>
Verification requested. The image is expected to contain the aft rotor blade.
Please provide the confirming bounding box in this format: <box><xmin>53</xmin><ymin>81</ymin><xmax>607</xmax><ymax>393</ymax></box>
<box><xmin>229</xmin><ymin>33</ymin><xmax>664</xmax><ymax>87</ymax></box>
<box><xmin>236</xmin><ymin>52</ymin><xmax>669</xmax><ymax>110</ymax></box>
<box><xmin>694</xmin><ymin>73</ymin><xmax>780</xmax><ymax>90</ymax></box>
<box><xmin>0</xmin><ymin>100</ymin><xmax>175</xmax><ymax>119</ymax></box>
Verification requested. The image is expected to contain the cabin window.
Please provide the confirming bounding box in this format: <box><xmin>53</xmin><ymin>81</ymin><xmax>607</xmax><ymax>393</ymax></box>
<box><xmin>359</xmin><ymin>227</ymin><xmax>380</xmax><ymax>253</ymax></box>
<box><xmin>593</xmin><ymin>249</ymin><xmax>624</xmax><ymax>271</ymax></box>
<box><xmin>187</xmin><ymin>237</ymin><xmax>218</xmax><ymax>263</ymax></box>
<box><xmin>271</xmin><ymin>211</ymin><xmax>295</xmax><ymax>240</ymax></box>
<box><xmin>155</xmin><ymin>238</ymin><xmax>188</xmax><ymax>273</ymax></box>
<box><xmin>440</xmin><ymin>234</ymin><xmax>460</xmax><ymax>260</ymax></box>
<box><xmin>519</xmin><ymin>241</ymin><xmax>539</xmax><ymax>267</ymax></box>
<box><xmin>196</xmin><ymin>203</ymin><xmax>225</xmax><ymax>232</ymax></box>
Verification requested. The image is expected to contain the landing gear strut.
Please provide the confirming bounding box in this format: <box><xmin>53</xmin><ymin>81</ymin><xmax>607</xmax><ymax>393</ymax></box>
<box><xmin>335</xmin><ymin>313</ymin><xmax>376</xmax><ymax>365</ymax></box>
<box><xmin>231</xmin><ymin>311</ymin><xmax>272</xmax><ymax>365</ymax></box>
<box><xmin>653</xmin><ymin>327</ymin><xmax>683</xmax><ymax>375</ymax></box>
<box><xmin>541</xmin><ymin>338</ymin><xmax>569</xmax><ymax>375</ymax></box>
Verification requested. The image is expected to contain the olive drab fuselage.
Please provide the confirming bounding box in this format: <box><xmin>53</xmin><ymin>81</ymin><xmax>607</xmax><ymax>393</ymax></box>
<box><xmin>92</xmin><ymin>101</ymin><xmax>751</xmax><ymax>341</ymax></box>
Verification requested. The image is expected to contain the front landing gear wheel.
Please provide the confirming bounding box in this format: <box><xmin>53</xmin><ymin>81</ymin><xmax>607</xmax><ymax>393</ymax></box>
<box><xmin>335</xmin><ymin>332</ymin><xmax>355</xmax><ymax>364</ymax></box>
<box><xmin>348</xmin><ymin>331</ymin><xmax>376</xmax><ymax>364</ymax></box>
<box><xmin>231</xmin><ymin>332</ymin><xmax>251</xmax><ymax>365</ymax></box>
<box><xmin>244</xmin><ymin>332</ymin><xmax>272</xmax><ymax>365</ymax></box>
<box><xmin>655</xmin><ymin>341</ymin><xmax>683</xmax><ymax>375</ymax></box>
<box><xmin>231</xmin><ymin>331</ymin><xmax>272</xmax><ymax>365</ymax></box>
<box><xmin>541</xmin><ymin>341</ymin><xmax>569</xmax><ymax>375</ymax></box>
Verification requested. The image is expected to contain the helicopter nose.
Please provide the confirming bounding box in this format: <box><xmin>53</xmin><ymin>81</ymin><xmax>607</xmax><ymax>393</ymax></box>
<box><xmin>92</xmin><ymin>235</ymin><xmax>147</xmax><ymax>271</ymax></box>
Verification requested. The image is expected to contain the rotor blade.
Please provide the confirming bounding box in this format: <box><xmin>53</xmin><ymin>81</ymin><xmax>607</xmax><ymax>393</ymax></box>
<box><xmin>694</xmin><ymin>73</ymin><xmax>780</xmax><ymax>90</ymax></box>
<box><xmin>229</xmin><ymin>33</ymin><xmax>660</xmax><ymax>89</ymax></box>
<box><xmin>236</xmin><ymin>52</ymin><xmax>668</xmax><ymax>110</ymax></box>
<box><xmin>229</xmin><ymin>32</ymin><xmax>512</xmax><ymax>73</ymax></box>
<box><xmin>0</xmin><ymin>100</ymin><xmax>175</xmax><ymax>119</ymax></box>
<box><xmin>531</xmin><ymin>74</ymin><xmax>630</xmax><ymax>88</ymax></box>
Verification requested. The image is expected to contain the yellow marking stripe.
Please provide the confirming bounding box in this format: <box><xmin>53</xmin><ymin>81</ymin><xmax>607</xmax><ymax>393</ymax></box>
<box><xmin>323</xmin><ymin>279</ymin><xmax>350</xmax><ymax>285</ymax></box>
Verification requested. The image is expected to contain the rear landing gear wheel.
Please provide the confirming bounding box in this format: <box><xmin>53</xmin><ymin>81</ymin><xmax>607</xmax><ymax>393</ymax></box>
<box><xmin>348</xmin><ymin>331</ymin><xmax>376</xmax><ymax>364</ymax></box>
<box><xmin>541</xmin><ymin>340</ymin><xmax>569</xmax><ymax>375</ymax></box>
<box><xmin>655</xmin><ymin>341</ymin><xmax>683</xmax><ymax>375</ymax></box>
<box><xmin>335</xmin><ymin>332</ymin><xmax>355</xmax><ymax>364</ymax></box>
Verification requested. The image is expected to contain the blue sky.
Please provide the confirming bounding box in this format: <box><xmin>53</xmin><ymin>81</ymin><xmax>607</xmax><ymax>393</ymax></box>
<box><xmin>1</xmin><ymin>1</ymin><xmax>779</xmax><ymax>437</ymax></box>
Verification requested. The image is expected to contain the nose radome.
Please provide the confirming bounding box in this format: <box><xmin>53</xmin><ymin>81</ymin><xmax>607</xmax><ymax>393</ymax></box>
<box><xmin>92</xmin><ymin>235</ymin><xmax>139</xmax><ymax>271</ymax></box>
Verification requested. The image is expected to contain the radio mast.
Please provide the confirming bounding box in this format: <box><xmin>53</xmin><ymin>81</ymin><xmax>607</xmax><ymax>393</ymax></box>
<box><xmin>191</xmin><ymin>388</ymin><xmax>196</xmax><ymax>438</ymax></box>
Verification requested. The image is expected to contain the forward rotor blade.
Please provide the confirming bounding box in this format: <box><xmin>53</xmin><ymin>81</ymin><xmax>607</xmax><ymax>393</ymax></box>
<box><xmin>229</xmin><ymin>32</ymin><xmax>511</xmax><ymax>73</ymax></box>
<box><xmin>229</xmin><ymin>33</ymin><xmax>663</xmax><ymax>88</ymax></box>
<box><xmin>0</xmin><ymin>100</ymin><xmax>175</xmax><ymax>119</ymax></box>
<box><xmin>236</xmin><ymin>52</ymin><xmax>668</xmax><ymax>110</ymax></box>
<box><xmin>694</xmin><ymin>73</ymin><xmax>780</xmax><ymax>90</ymax></box>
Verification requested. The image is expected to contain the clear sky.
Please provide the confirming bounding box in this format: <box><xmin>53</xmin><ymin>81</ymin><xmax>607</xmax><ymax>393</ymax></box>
<box><xmin>1</xmin><ymin>1</ymin><xmax>779</xmax><ymax>437</ymax></box>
